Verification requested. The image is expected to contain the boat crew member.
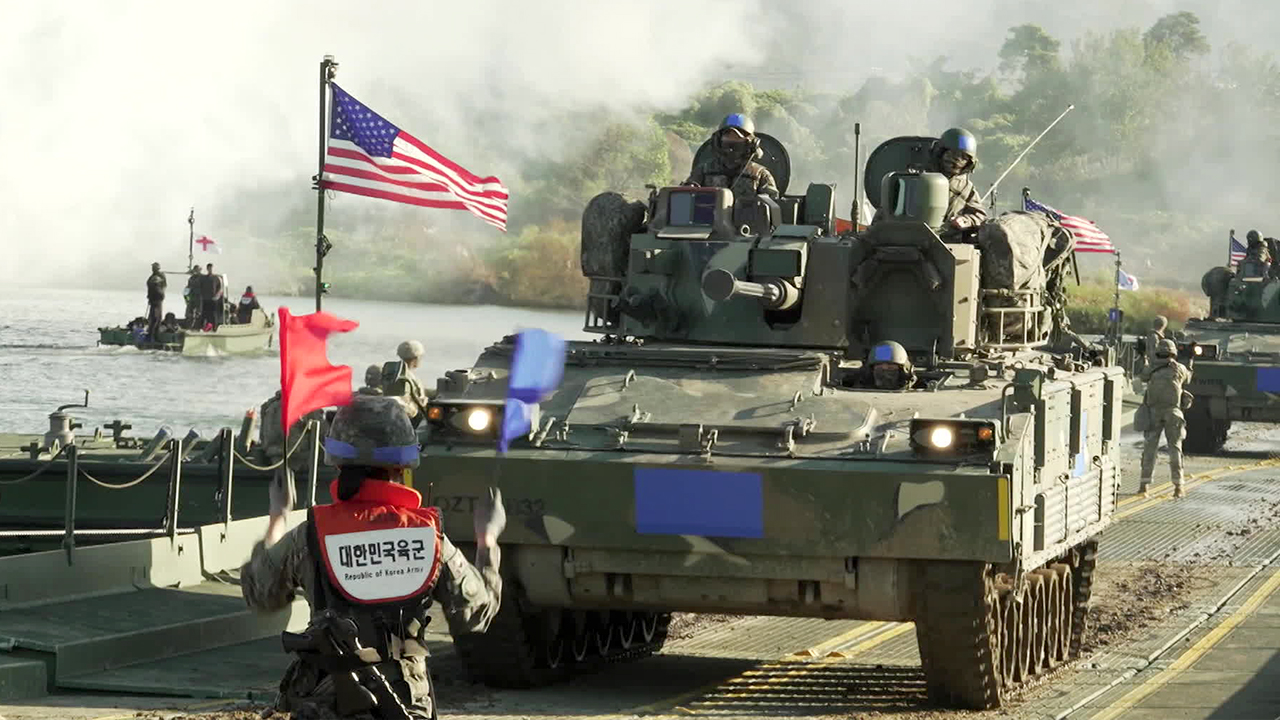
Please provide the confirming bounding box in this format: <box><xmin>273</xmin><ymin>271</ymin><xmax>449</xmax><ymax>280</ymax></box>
<box><xmin>240</xmin><ymin>395</ymin><xmax>505</xmax><ymax>719</ymax></box>
<box><xmin>146</xmin><ymin>262</ymin><xmax>167</xmax><ymax>340</ymax></box>
<box><xmin>184</xmin><ymin>266</ymin><xmax>204</xmax><ymax>328</ymax></box>
<box><xmin>1138</xmin><ymin>339</ymin><xmax>1193</xmax><ymax>498</ymax></box>
<box><xmin>200</xmin><ymin>264</ymin><xmax>222</xmax><ymax>330</ymax></box>
<box><xmin>159</xmin><ymin>312</ymin><xmax>181</xmax><ymax>335</ymax></box>
<box><xmin>237</xmin><ymin>285</ymin><xmax>261</xmax><ymax>324</ymax></box>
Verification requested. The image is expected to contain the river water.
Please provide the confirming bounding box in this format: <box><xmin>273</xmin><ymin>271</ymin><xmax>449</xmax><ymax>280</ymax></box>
<box><xmin>0</xmin><ymin>288</ymin><xmax>586</xmax><ymax>436</ymax></box>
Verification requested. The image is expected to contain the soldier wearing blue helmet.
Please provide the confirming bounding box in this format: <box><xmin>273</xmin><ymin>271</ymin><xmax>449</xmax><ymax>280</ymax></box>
<box><xmin>685</xmin><ymin>113</ymin><xmax>779</xmax><ymax>200</ymax></box>
<box><xmin>932</xmin><ymin>128</ymin><xmax>986</xmax><ymax>232</ymax></box>
<box><xmin>241</xmin><ymin>395</ymin><xmax>505</xmax><ymax>718</ymax></box>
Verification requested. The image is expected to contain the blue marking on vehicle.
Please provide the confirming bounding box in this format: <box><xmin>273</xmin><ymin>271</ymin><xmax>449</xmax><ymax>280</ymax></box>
<box><xmin>1256</xmin><ymin>367</ymin><xmax>1280</xmax><ymax>392</ymax></box>
<box><xmin>634</xmin><ymin>467</ymin><xmax>764</xmax><ymax>538</ymax></box>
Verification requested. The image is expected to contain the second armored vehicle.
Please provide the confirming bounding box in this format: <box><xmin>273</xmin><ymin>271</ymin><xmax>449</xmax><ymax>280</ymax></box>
<box><xmin>1178</xmin><ymin>252</ymin><xmax>1280</xmax><ymax>452</ymax></box>
<box><xmin>419</xmin><ymin>134</ymin><xmax>1122</xmax><ymax>709</ymax></box>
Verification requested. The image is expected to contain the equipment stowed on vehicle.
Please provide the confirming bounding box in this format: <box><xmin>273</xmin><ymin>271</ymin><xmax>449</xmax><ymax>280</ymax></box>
<box><xmin>417</xmin><ymin>132</ymin><xmax>1123</xmax><ymax>710</ymax></box>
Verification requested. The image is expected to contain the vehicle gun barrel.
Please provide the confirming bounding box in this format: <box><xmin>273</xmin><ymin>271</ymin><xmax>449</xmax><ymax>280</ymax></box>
<box><xmin>702</xmin><ymin>268</ymin><xmax>800</xmax><ymax>310</ymax></box>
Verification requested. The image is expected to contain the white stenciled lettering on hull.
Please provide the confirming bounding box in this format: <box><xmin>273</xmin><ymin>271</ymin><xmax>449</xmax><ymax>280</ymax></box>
<box><xmin>323</xmin><ymin>526</ymin><xmax>438</xmax><ymax>602</ymax></box>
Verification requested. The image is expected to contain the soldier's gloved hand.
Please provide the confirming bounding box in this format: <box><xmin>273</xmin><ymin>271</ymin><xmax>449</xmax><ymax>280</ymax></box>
<box><xmin>269</xmin><ymin>467</ymin><xmax>296</xmax><ymax>518</ymax></box>
<box><xmin>473</xmin><ymin>487</ymin><xmax>506</xmax><ymax>549</ymax></box>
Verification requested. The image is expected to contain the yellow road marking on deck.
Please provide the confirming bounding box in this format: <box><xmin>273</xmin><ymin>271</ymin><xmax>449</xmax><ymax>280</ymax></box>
<box><xmin>1089</xmin><ymin>566</ymin><xmax>1280</xmax><ymax>720</ymax></box>
<box><xmin>614</xmin><ymin>620</ymin><xmax>902</xmax><ymax>717</ymax></box>
<box><xmin>1114</xmin><ymin>457</ymin><xmax>1280</xmax><ymax>520</ymax></box>
<box><xmin>671</xmin><ymin>623</ymin><xmax>913</xmax><ymax>712</ymax></box>
<box><xmin>998</xmin><ymin>475</ymin><xmax>1010</xmax><ymax>541</ymax></box>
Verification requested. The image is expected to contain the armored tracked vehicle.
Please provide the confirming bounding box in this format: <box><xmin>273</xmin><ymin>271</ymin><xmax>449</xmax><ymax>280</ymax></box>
<box><xmin>420</xmin><ymin>135</ymin><xmax>1123</xmax><ymax>709</ymax></box>
<box><xmin>1178</xmin><ymin>256</ymin><xmax>1280</xmax><ymax>452</ymax></box>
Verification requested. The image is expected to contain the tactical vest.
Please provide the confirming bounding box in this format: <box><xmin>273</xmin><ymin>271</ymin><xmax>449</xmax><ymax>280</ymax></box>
<box><xmin>301</xmin><ymin>479</ymin><xmax>444</xmax><ymax>715</ymax></box>
<box><xmin>306</xmin><ymin>480</ymin><xmax>442</xmax><ymax>654</ymax></box>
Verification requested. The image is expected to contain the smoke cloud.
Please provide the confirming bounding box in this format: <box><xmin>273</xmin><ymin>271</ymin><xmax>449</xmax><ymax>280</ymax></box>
<box><xmin>3</xmin><ymin>1</ymin><xmax>1277</xmax><ymax>290</ymax></box>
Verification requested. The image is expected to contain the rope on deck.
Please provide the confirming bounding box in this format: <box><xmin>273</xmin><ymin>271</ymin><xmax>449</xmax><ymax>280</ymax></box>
<box><xmin>78</xmin><ymin>450</ymin><xmax>173</xmax><ymax>490</ymax></box>
<box><xmin>0</xmin><ymin>444</ymin><xmax>69</xmax><ymax>484</ymax></box>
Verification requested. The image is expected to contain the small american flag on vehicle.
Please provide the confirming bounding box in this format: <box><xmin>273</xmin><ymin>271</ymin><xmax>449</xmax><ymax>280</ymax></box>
<box><xmin>1229</xmin><ymin>236</ymin><xmax>1247</xmax><ymax>267</ymax></box>
<box><xmin>1023</xmin><ymin>195</ymin><xmax>1114</xmax><ymax>253</ymax></box>
<box><xmin>321</xmin><ymin>83</ymin><xmax>509</xmax><ymax>231</ymax></box>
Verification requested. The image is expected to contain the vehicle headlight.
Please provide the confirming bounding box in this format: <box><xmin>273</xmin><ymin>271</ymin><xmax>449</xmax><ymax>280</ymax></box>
<box><xmin>910</xmin><ymin>419</ymin><xmax>999</xmax><ymax>457</ymax></box>
<box><xmin>928</xmin><ymin>426</ymin><xmax>954</xmax><ymax>449</ymax></box>
<box><xmin>424</xmin><ymin>399</ymin><xmax>505</xmax><ymax>441</ymax></box>
<box><xmin>466</xmin><ymin>407</ymin><xmax>492</xmax><ymax>432</ymax></box>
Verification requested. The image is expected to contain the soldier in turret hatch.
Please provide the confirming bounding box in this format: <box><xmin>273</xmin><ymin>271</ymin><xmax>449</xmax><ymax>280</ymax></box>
<box><xmin>872</xmin><ymin>128</ymin><xmax>986</xmax><ymax>234</ymax></box>
<box><xmin>685</xmin><ymin>114</ymin><xmax>779</xmax><ymax>201</ymax></box>
<box><xmin>852</xmin><ymin>341</ymin><xmax>916</xmax><ymax>391</ymax></box>
<box><xmin>930</xmin><ymin>128</ymin><xmax>986</xmax><ymax>232</ymax></box>
<box><xmin>1241</xmin><ymin>230</ymin><xmax>1272</xmax><ymax>278</ymax></box>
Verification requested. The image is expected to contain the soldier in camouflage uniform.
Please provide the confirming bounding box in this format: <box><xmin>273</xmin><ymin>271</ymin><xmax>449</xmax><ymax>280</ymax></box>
<box><xmin>384</xmin><ymin>341</ymin><xmax>436</xmax><ymax>426</ymax></box>
<box><xmin>684</xmin><ymin>114</ymin><xmax>779</xmax><ymax>201</ymax></box>
<box><xmin>357</xmin><ymin>365</ymin><xmax>385</xmax><ymax>396</ymax></box>
<box><xmin>1139</xmin><ymin>339</ymin><xmax>1193</xmax><ymax>498</ymax></box>
<box><xmin>1144</xmin><ymin>315</ymin><xmax>1168</xmax><ymax>374</ymax></box>
<box><xmin>1241</xmin><ymin>230</ymin><xmax>1272</xmax><ymax>278</ymax></box>
<box><xmin>241</xmin><ymin>395</ymin><xmax>505</xmax><ymax>719</ymax></box>
<box><xmin>930</xmin><ymin>128</ymin><xmax>986</xmax><ymax>232</ymax></box>
<box><xmin>871</xmin><ymin>128</ymin><xmax>985</xmax><ymax>234</ymax></box>
<box><xmin>853</xmin><ymin>340</ymin><xmax>916</xmax><ymax>390</ymax></box>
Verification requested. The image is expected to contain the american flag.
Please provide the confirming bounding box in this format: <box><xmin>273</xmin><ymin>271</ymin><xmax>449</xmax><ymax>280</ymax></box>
<box><xmin>1229</xmin><ymin>236</ymin><xmax>1247</xmax><ymax>267</ymax></box>
<box><xmin>321</xmin><ymin>83</ymin><xmax>509</xmax><ymax>231</ymax></box>
<box><xmin>1023</xmin><ymin>196</ymin><xmax>1114</xmax><ymax>253</ymax></box>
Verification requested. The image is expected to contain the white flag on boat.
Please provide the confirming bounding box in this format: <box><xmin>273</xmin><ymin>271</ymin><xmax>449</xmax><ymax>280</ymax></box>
<box><xmin>195</xmin><ymin>235</ymin><xmax>221</xmax><ymax>254</ymax></box>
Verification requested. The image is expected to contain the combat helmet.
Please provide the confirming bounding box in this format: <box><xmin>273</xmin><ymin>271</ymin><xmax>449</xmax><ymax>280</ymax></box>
<box><xmin>324</xmin><ymin>395</ymin><xmax>420</xmax><ymax>468</ymax></box>
<box><xmin>867</xmin><ymin>340</ymin><xmax>915</xmax><ymax>390</ymax></box>
<box><xmin>714</xmin><ymin>113</ymin><xmax>761</xmax><ymax>167</ymax></box>
<box><xmin>1155</xmin><ymin>339</ymin><xmax>1177</xmax><ymax>358</ymax></box>
<box><xmin>937</xmin><ymin>128</ymin><xmax>978</xmax><ymax>176</ymax></box>
<box><xmin>397</xmin><ymin>340</ymin><xmax>425</xmax><ymax>361</ymax></box>
<box><xmin>1152</xmin><ymin>315</ymin><xmax>1168</xmax><ymax>332</ymax></box>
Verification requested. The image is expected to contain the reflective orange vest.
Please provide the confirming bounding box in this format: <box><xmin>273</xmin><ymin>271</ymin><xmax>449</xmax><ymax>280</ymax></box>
<box><xmin>309</xmin><ymin>479</ymin><xmax>443</xmax><ymax>607</ymax></box>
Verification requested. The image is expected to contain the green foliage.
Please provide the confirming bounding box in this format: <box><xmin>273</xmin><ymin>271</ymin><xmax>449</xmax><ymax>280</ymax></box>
<box><xmin>1065</xmin><ymin>276</ymin><xmax>1202</xmax><ymax>334</ymax></box>
<box><xmin>1143</xmin><ymin>11</ymin><xmax>1210</xmax><ymax>61</ymax></box>
<box><xmin>214</xmin><ymin>11</ymin><xmax>1274</xmax><ymax>313</ymax></box>
<box><xmin>485</xmin><ymin>221</ymin><xmax>586</xmax><ymax>308</ymax></box>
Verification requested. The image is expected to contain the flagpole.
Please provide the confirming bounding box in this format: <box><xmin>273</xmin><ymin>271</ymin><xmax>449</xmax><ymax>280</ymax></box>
<box><xmin>1112</xmin><ymin>251</ymin><xmax>1122</xmax><ymax>343</ymax></box>
<box><xmin>1229</xmin><ymin>228</ymin><xmax>1236</xmax><ymax>268</ymax></box>
<box><xmin>314</xmin><ymin>55</ymin><xmax>339</xmax><ymax>312</ymax></box>
<box><xmin>187</xmin><ymin>207</ymin><xmax>194</xmax><ymax>271</ymax></box>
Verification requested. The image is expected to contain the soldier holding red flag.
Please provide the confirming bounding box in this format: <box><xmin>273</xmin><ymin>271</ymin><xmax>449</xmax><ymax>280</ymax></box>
<box><xmin>241</xmin><ymin>308</ymin><xmax>505</xmax><ymax>718</ymax></box>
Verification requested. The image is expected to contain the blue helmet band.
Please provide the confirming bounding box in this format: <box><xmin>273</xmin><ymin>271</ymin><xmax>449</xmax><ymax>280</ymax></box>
<box><xmin>873</xmin><ymin>345</ymin><xmax>895</xmax><ymax>362</ymax></box>
<box><xmin>723</xmin><ymin>113</ymin><xmax>749</xmax><ymax>130</ymax></box>
<box><xmin>324</xmin><ymin>437</ymin><xmax>419</xmax><ymax>466</ymax></box>
<box><xmin>957</xmin><ymin>134</ymin><xmax>976</xmax><ymax>152</ymax></box>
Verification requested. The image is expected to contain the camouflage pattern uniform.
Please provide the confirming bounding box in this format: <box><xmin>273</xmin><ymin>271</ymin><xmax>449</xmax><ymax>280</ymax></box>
<box><xmin>685</xmin><ymin>156</ymin><xmax>779</xmax><ymax>201</ymax></box>
<box><xmin>240</xmin><ymin>520</ymin><xmax>501</xmax><ymax>719</ymax></box>
<box><xmin>357</xmin><ymin>365</ymin><xmax>384</xmax><ymax>396</ymax></box>
<box><xmin>1144</xmin><ymin>316</ymin><xmax>1167</xmax><ymax>371</ymax></box>
<box><xmin>685</xmin><ymin>113</ymin><xmax>780</xmax><ymax>202</ymax></box>
<box><xmin>1139</xmin><ymin>340</ymin><xmax>1193</xmax><ymax>496</ymax></box>
<box><xmin>937</xmin><ymin>171</ymin><xmax>986</xmax><ymax>230</ymax></box>
<box><xmin>242</xmin><ymin>395</ymin><xmax>503</xmax><ymax>719</ymax></box>
<box><xmin>386</xmin><ymin>341</ymin><xmax>436</xmax><ymax>422</ymax></box>
<box><xmin>1242</xmin><ymin>230</ymin><xmax>1272</xmax><ymax>278</ymax></box>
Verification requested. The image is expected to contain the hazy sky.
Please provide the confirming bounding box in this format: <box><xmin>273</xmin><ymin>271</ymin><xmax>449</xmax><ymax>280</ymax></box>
<box><xmin>3</xmin><ymin>0</ymin><xmax>1276</xmax><ymax>288</ymax></box>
